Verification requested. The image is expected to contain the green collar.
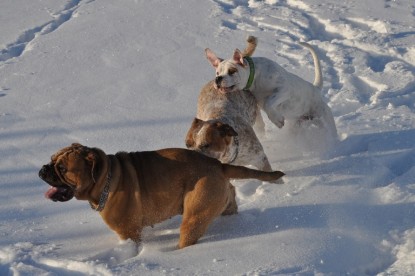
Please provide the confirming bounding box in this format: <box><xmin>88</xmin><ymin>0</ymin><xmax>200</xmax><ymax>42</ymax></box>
<box><xmin>243</xmin><ymin>56</ymin><xmax>255</xmax><ymax>91</ymax></box>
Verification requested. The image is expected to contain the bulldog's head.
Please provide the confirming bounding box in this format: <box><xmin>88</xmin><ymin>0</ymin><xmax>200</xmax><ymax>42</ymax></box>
<box><xmin>185</xmin><ymin>118</ymin><xmax>238</xmax><ymax>160</ymax></box>
<box><xmin>205</xmin><ymin>48</ymin><xmax>250</xmax><ymax>93</ymax></box>
<box><xmin>39</xmin><ymin>143</ymin><xmax>106</xmax><ymax>202</ymax></box>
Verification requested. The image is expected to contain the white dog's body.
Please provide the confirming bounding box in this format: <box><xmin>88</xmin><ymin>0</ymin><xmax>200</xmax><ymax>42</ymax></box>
<box><xmin>206</xmin><ymin>41</ymin><xmax>337</xmax><ymax>139</ymax></box>
<box><xmin>185</xmin><ymin>80</ymin><xmax>272</xmax><ymax>171</ymax></box>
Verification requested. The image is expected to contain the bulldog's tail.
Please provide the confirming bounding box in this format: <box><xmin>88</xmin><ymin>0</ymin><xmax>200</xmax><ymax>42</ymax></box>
<box><xmin>242</xmin><ymin>36</ymin><xmax>258</xmax><ymax>57</ymax></box>
<box><xmin>299</xmin><ymin>42</ymin><xmax>323</xmax><ymax>90</ymax></box>
<box><xmin>222</xmin><ymin>164</ymin><xmax>285</xmax><ymax>183</ymax></box>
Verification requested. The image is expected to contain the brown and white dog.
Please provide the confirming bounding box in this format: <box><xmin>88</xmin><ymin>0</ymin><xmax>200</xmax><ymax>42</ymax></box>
<box><xmin>205</xmin><ymin>37</ymin><xmax>337</xmax><ymax>140</ymax></box>
<box><xmin>186</xmin><ymin>37</ymin><xmax>273</xmax><ymax>171</ymax></box>
<box><xmin>39</xmin><ymin>143</ymin><xmax>284</xmax><ymax>249</ymax></box>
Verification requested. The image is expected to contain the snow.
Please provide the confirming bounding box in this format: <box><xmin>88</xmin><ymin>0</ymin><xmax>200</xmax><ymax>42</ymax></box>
<box><xmin>1</xmin><ymin>0</ymin><xmax>415</xmax><ymax>275</ymax></box>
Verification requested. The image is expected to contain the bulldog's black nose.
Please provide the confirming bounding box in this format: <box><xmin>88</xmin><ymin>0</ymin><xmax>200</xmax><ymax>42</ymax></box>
<box><xmin>39</xmin><ymin>164</ymin><xmax>51</xmax><ymax>180</ymax></box>
<box><xmin>215</xmin><ymin>76</ymin><xmax>223</xmax><ymax>87</ymax></box>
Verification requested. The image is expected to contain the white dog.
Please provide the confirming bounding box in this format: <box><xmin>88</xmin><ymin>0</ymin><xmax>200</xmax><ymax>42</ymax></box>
<box><xmin>205</xmin><ymin>38</ymin><xmax>337</xmax><ymax>139</ymax></box>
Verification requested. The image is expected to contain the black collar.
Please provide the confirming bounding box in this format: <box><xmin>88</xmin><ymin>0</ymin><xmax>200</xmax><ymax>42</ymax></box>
<box><xmin>89</xmin><ymin>159</ymin><xmax>112</xmax><ymax>212</ymax></box>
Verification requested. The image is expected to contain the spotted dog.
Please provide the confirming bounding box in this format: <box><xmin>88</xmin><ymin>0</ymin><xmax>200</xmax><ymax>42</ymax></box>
<box><xmin>186</xmin><ymin>37</ymin><xmax>273</xmax><ymax>171</ymax></box>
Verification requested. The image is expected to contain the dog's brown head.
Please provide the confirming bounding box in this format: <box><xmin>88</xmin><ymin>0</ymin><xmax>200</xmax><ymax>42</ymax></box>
<box><xmin>39</xmin><ymin>143</ymin><xmax>106</xmax><ymax>202</ymax></box>
<box><xmin>185</xmin><ymin>118</ymin><xmax>237</xmax><ymax>160</ymax></box>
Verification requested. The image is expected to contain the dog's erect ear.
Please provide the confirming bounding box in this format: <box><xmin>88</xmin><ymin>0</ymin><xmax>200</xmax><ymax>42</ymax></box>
<box><xmin>216</xmin><ymin>122</ymin><xmax>238</xmax><ymax>137</ymax></box>
<box><xmin>205</xmin><ymin>48</ymin><xmax>222</xmax><ymax>68</ymax></box>
<box><xmin>233</xmin><ymin>49</ymin><xmax>246</xmax><ymax>67</ymax></box>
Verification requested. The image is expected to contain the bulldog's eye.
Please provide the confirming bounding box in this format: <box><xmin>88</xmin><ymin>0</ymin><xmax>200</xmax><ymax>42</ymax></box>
<box><xmin>216</xmin><ymin>71</ymin><xmax>219</xmax><ymax>76</ymax></box>
<box><xmin>58</xmin><ymin>164</ymin><xmax>67</xmax><ymax>174</ymax></box>
<box><xmin>228</xmin><ymin>68</ymin><xmax>237</xmax><ymax>75</ymax></box>
<box><xmin>200</xmin><ymin>143</ymin><xmax>210</xmax><ymax>150</ymax></box>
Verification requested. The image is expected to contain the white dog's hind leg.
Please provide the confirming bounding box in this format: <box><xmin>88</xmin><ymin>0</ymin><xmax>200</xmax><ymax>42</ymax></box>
<box><xmin>321</xmin><ymin>103</ymin><xmax>338</xmax><ymax>139</ymax></box>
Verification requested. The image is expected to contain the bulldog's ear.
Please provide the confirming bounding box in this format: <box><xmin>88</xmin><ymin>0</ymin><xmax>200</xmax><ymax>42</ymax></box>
<box><xmin>71</xmin><ymin>143</ymin><xmax>84</xmax><ymax>151</ymax></box>
<box><xmin>217</xmin><ymin>122</ymin><xmax>238</xmax><ymax>137</ymax></box>
<box><xmin>85</xmin><ymin>151</ymin><xmax>98</xmax><ymax>183</ymax></box>
<box><xmin>233</xmin><ymin>49</ymin><xmax>246</xmax><ymax>67</ymax></box>
<box><xmin>205</xmin><ymin>48</ymin><xmax>221</xmax><ymax>68</ymax></box>
<box><xmin>191</xmin><ymin>117</ymin><xmax>203</xmax><ymax>127</ymax></box>
<box><xmin>71</xmin><ymin>142</ymin><xmax>83</xmax><ymax>148</ymax></box>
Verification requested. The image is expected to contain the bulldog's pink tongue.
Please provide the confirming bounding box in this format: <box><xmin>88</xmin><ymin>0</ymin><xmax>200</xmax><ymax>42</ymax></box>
<box><xmin>45</xmin><ymin>187</ymin><xmax>58</xmax><ymax>199</ymax></box>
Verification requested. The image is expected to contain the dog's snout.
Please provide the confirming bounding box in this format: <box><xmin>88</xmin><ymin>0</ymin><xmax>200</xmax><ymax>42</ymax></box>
<box><xmin>39</xmin><ymin>166</ymin><xmax>46</xmax><ymax>179</ymax></box>
<box><xmin>215</xmin><ymin>76</ymin><xmax>223</xmax><ymax>87</ymax></box>
<box><xmin>39</xmin><ymin>164</ymin><xmax>51</xmax><ymax>179</ymax></box>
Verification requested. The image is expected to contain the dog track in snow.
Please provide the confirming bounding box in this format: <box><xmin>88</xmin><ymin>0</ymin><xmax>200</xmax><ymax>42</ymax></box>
<box><xmin>0</xmin><ymin>0</ymin><xmax>94</xmax><ymax>64</ymax></box>
<box><xmin>209</xmin><ymin>6</ymin><xmax>415</xmax><ymax>267</ymax></box>
<box><xmin>210</xmin><ymin>0</ymin><xmax>415</xmax><ymax>116</ymax></box>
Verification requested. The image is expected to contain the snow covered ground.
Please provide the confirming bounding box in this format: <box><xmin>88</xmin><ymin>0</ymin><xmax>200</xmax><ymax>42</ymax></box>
<box><xmin>1</xmin><ymin>0</ymin><xmax>415</xmax><ymax>275</ymax></box>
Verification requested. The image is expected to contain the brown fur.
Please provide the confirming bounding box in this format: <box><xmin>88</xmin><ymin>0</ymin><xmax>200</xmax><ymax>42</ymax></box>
<box><xmin>39</xmin><ymin>143</ymin><xmax>284</xmax><ymax>249</ymax></box>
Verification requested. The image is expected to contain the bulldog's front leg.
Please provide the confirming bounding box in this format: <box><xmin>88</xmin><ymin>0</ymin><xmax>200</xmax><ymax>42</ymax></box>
<box><xmin>116</xmin><ymin>227</ymin><xmax>142</xmax><ymax>243</ymax></box>
<box><xmin>103</xmin><ymin>215</ymin><xmax>143</xmax><ymax>243</ymax></box>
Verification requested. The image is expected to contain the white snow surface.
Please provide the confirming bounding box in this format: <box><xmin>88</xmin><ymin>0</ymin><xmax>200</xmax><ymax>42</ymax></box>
<box><xmin>1</xmin><ymin>0</ymin><xmax>415</xmax><ymax>275</ymax></box>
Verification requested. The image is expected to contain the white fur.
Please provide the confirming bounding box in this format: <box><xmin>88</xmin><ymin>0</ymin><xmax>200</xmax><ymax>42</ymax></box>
<box><xmin>206</xmin><ymin>42</ymin><xmax>337</xmax><ymax>139</ymax></box>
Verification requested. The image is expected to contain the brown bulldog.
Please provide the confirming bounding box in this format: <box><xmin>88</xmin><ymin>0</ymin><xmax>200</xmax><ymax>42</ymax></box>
<box><xmin>39</xmin><ymin>143</ymin><xmax>285</xmax><ymax>249</ymax></box>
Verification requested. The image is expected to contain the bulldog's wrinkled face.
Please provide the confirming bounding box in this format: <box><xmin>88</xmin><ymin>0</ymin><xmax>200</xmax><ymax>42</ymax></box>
<box><xmin>205</xmin><ymin>48</ymin><xmax>250</xmax><ymax>93</ymax></box>
<box><xmin>38</xmin><ymin>162</ymin><xmax>74</xmax><ymax>202</ymax></box>
<box><xmin>39</xmin><ymin>143</ymin><xmax>99</xmax><ymax>202</ymax></box>
<box><xmin>185</xmin><ymin>118</ymin><xmax>238</xmax><ymax>160</ymax></box>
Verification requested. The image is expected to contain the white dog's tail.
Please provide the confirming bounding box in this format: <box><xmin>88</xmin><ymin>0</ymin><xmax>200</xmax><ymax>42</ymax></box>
<box><xmin>299</xmin><ymin>42</ymin><xmax>323</xmax><ymax>90</ymax></box>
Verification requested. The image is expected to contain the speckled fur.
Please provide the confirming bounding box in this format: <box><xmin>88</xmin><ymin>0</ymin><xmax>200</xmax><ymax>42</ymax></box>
<box><xmin>185</xmin><ymin>80</ymin><xmax>272</xmax><ymax>171</ymax></box>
